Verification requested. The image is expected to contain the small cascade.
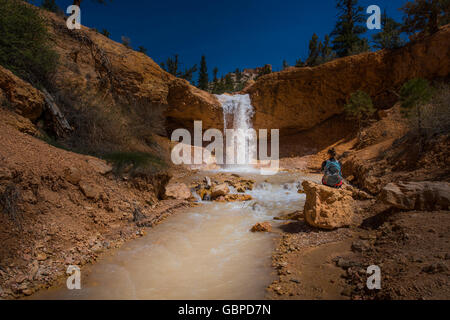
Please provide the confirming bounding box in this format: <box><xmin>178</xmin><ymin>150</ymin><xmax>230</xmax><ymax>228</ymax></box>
<box><xmin>216</xmin><ymin>94</ymin><xmax>257</xmax><ymax>171</ymax></box>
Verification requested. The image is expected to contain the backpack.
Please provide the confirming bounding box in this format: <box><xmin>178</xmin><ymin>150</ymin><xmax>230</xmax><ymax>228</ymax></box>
<box><xmin>323</xmin><ymin>160</ymin><xmax>343</xmax><ymax>188</ymax></box>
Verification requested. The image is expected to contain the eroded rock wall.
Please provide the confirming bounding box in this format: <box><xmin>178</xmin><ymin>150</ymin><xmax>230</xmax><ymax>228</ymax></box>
<box><xmin>245</xmin><ymin>25</ymin><xmax>450</xmax><ymax>134</ymax></box>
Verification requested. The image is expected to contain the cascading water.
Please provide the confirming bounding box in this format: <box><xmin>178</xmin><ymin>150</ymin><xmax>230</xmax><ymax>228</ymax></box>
<box><xmin>29</xmin><ymin>94</ymin><xmax>311</xmax><ymax>301</ymax></box>
<box><xmin>216</xmin><ymin>94</ymin><xmax>257</xmax><ymax>172</ymax></box>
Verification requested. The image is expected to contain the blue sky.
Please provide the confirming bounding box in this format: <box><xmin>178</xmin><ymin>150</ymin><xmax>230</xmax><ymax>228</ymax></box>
<box><xmin>34</xmin><ymin>0</ymin><xmax>408</xmax><ymax>79</ymax></box>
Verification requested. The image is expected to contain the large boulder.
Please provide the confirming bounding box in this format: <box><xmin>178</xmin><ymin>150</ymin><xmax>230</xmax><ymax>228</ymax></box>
<box><xmin>302</xmin><ymin>181</ymin><xmax>356</xmax><ymax>230</ymax></box>
<box><xmin>379</xmin><ymin>181</ymin><xmax>450</xmax><ymax>211</ymax></box>
<box><xmin>0</xmin><ymin>65</ymin><xmax>45</xmax><ymax>121</ymax></box>
<box><xmin>164</xmin><ymin>183</ymin><xmax>192</xmax><ymax>200</ymax></box>
<box><xmin>250</xmin><ymin>222</ymin><xmax>272</xmax><ymax>233</ymax></box>
<box><xmin>87</xmin><ymin>158</ymin><xmax>113</xmax><ymax>175</ymax></box>
<box><xmin>211</xmin><ymin>183</ymin><xmax>230</xmax><ymax>200</ymax></box>
<box><xmin>64</xmin><ymin>166</ymin><xmax>81</xmax><ymax>185</ymax></box>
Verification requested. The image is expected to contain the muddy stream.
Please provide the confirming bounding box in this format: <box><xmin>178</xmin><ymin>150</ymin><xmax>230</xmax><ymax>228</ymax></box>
<box><xmin>33</xmin><ymin>172</ymin><xmax>309</xmax><ymax>300</ymax></box>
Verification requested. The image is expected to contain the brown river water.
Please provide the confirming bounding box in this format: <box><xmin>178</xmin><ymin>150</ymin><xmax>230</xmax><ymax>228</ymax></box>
<box><xmin>32</xmin><ymin>172</ymin><xmax>312</xmax><ymax>300</ymax></box>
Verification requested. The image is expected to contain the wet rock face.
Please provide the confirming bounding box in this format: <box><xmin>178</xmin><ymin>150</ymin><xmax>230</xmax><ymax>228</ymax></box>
<box><xmin>191</xmin><ymin>174</ymin><xmax>255</xmax><ymax>202</ymax></box>
<box><xmin>302</xmin><ymin>181</ymin><xmax>355</xmax><ymax>230</ymax></box>
<box><xmin>211</xmin><ymin>183</ymin><xmax>230</xmax><ymax>200</ymax></box>
<box><xmin>164</xmin><ymin>182</ymin><xmax>192</xmax><ymax>200</ymax></box>
<box><xmin>379</xmin><ymin>181</ymin><xmax>450</xmax><ymax>211</ymax></box>
<box><xmin>250</xmin><ymin>222</ymin><xmax>272</xmax><ymax>233</ymax></box>
<box><xmin>244</xmin><ymin>25</ymin><xmax>450</xmax><ymax>133</ymax></box>
<box><xmin>0</xmin><ymin>66</ymin><xmax>45</xmax><ymax>121</ymax></box>
<box><xmin>217</xmin><ymin>194</ymin><xmax>253</xmax><ymax>202</ymax></box>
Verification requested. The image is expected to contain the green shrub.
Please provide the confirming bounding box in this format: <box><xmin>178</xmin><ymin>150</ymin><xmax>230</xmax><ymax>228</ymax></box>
<box><xmin>60</xmin><ymin>97</ymin><xmax>128</xmax><ymax>156</ymax></box>
<box><xmin>344</xmin><ymin>90</ymin><xmax>376</xmax><ymax>132</ymax></box>
<box><xmin>0</xmin><ymin>0</ymin><xmax>58</xmax><ymax>86</ymax></box>
<box><xmin>400</xmin><ymin>78</ymin><xmax>434</xmax><ymax>135</ymax></box>
<box><xmin>400</xmin><ymin>79</ymin><xmax>449</xmax><ymax>137</ymax></box>
<box><xmin>41</xmin><ymin>0</ymin><xmax>59</xmax><ymax>13</ymax></box>
<box><xmin>101</xmin><ymin>29</ymin><xmax>111</xmax><ymax>38</ymax></box>
<box><xmin>103</xmin><ymin>152</ymin><xmax>167</xmax><ymax>175</ymax></box>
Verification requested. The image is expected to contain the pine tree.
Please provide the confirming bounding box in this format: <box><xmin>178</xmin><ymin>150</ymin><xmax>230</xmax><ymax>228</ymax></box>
<box><xmin>179</xmin><ymin>65</ymin><xmax>198</xmax><ymax>83</ymax></box>
<box><xmin>305</xmin><ymin>34</ymin><xmax>336</xmax><ymax>67</ymax></box>
<box><xmin>41</xmin><ymin>0</ymin><xmax>59</xmax><ymax>12</ymax></box>
<box><xmin>235</xmin><ymin>68</ymin><xmax>242</xmax><ymax>83</ymax></box>
<box><xmin>138</xmin><ymin>46</ymin><xmax>148</xmax><ymax>55</ymax></box>
<box><xmin>295</xmin><ymin>58</ymin><xmax>305</xmax><ymax>67</ymax></box>
<box><xmin>160</xmin><ymin>54</ymin><xmax>197</xmax><ymax>83</ymax></box>
<box><xmin>215</xmin><ymin>76</ymin><xmax>226</xmax><ymax>94</ymax></box>
<box><xmin>101</xmin><ymin>29</ymin><xmax>110</xmax><ymax>38</ymax></box>
<box><xmin>282</xmin><ymin>60</ymin><xmax>289</xmax><ymax>70</ymax></box>
<box><xmin>224</xmin><ymin>74</ymin><xmax>234</xmax><ymax>92</ymax></box>
<box><xmin>348</xmin><ymin>38</ymin><xmax>370</xmax><ymax>55</ymax></box>
<box><xmin>257</xmin><ymin>65</ymin><xmax>272</xmax><ymax>78</ymax></box>
<box><xmin>306</xmin><ymin>33</ymin><xmax>321</xmax><ymax>66</ymax></box>
<box><xmin>401</xmin><ymin>0</ymin><xmax>450</xmax><ymax>36</ymax></box>
<box><xmin>121</xmin><ymin>36</ymin><xmax>131</xmax><ymax>49</ymax></box>
<box><xmin>163</xmin><ymin>54</ymin><xmax>179</xmax><ymax>76</ymax></box>
<box><xmin>320</xmin><ymin>34</ymin><xmax>336</xmax><ymax>63</ymax></box>
<box><xmin>213</xmin><ymin>67</ymin><xmax>219</xmax><ymax>82</ymax></box>
<box><xmin>331</xmin><ymin>0</ymin><xmax>367</xmax><ymax>57</ymax></box>
<box><xmin>212</xmin><ymin>67</ymin><xmax>219</xmax><ymax>93</ymax></box>
<box><xmin>373</xmin><ymin>11</ymin><xmax>404</xmax><ymax>49</ymax></box>
<box><xmin>72</xmin><ymin>0</ymin><xmax>111</xmax><ymax>8</ymax></box>
<box><xmin>198</xmin><ymin>55</ymin><xmax>209</xmax><ymax>90</ymax></box>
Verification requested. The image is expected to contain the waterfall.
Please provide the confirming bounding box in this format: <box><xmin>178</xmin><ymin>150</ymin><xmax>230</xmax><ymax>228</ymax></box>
<box><xmin>216</xmin><ymin>94</ymin><xmax>257</xmax><ymax>171</ymax></box>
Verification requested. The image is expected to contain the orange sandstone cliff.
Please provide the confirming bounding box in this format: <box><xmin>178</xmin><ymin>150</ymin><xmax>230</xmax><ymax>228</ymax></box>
<box><xmin>245</xmin><ymin>25</ymin><xmax>450</xmax><ymax>136</ymax></box>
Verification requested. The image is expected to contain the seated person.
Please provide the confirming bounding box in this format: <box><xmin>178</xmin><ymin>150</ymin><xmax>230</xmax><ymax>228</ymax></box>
<box><xmin>321</xmin><ymin>148</ymin><xmax>343</xmax><ymax>188</ymax></box>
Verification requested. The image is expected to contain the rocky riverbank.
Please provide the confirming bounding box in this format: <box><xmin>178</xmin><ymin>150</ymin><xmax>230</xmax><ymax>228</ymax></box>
<box><xmin>265</xmin><ymin>105</ymin><xmax>449</xmax><ymax>300</ymax></box>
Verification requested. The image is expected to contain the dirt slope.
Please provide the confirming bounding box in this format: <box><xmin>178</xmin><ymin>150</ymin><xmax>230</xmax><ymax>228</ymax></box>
<box><xmin>0</xmin><ymin>111</ymin><xmax>191</xmax><ymax>299</ymax></box>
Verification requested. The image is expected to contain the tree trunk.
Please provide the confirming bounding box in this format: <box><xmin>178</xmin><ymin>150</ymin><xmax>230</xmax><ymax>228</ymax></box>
<box><xmin>42</xmin><ymin>89</ymin><xmax>73</xmax><ymax>138</ymax></box>
<box><xmin>429</xmin><ymin>7</ymin><xmax>439</xmax><ymax>33</ymax></box>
